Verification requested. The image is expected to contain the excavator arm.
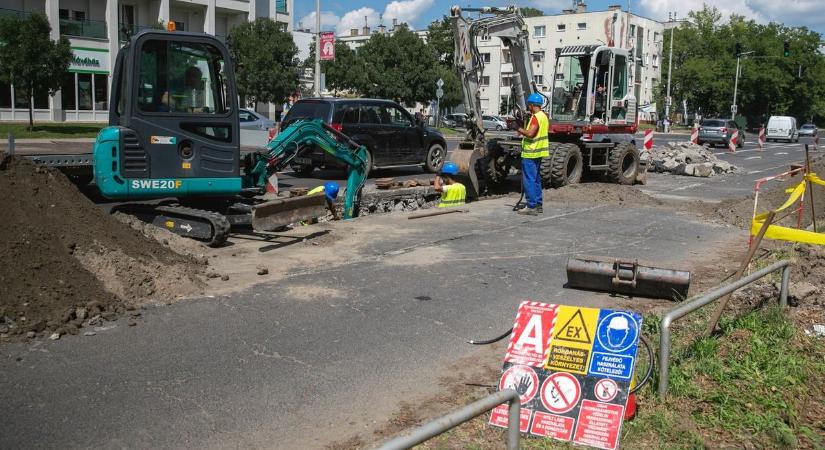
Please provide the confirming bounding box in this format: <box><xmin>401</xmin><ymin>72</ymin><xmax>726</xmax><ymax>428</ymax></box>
<box><xmin>450</xmin><ymin>5</ymin><xmax>539</xmax><ymax>198</ymax></box>
<box><xmin>245</xmin><ymin>119</ymin><xmax>369</xmax><ymax>229</ymax></box>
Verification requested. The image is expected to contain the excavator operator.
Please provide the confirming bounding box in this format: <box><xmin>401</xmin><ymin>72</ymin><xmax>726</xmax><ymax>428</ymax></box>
<box><xmin>512</xmin><ymin>93</ymin><xmax>550</xmax><ymax>215</ymax></box>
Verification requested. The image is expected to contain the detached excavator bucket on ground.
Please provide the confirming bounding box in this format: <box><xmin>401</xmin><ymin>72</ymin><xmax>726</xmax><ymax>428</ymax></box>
<box><xmin>566</xmin><ymin>256</ymin><xmax>691</xmax><ymax>300</ymax></box>
<box><xmin>251</xmin><ymin>195</ymin><xmax>328</xmax><ymax>232</ymax></box>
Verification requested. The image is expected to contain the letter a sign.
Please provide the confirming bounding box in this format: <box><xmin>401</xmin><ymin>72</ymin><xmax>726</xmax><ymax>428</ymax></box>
<box><xmin>504</xmin><ymin>302</ymin><xmax>559</xmax><ymax>367</ymax></box>
<box><xmin>320</xmin><ymin>32</ymin><xmax>335</xmax><ymax>61</ymax></box>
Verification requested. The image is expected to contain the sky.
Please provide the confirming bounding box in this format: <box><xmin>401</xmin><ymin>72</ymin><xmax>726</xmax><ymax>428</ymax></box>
<box><xmin>294</xmin><ymin>0</ymin><xmax>825</xmax><ymax>35</ymax></box>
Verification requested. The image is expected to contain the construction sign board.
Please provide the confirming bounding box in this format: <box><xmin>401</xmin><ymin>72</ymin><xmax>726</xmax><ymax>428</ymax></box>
<box><xmin>490</xmin><ymin>302</ymin><xmax>643</xmax><ymax>450</ymax></box>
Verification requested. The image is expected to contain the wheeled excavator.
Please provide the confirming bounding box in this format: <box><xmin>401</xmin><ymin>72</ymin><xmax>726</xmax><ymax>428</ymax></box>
<box><xmin>449</xmin><ymin>5</ymin><xmax>642</xmax><ymax>198</ymax></box>
<box><xmin>92</xmin><ymin>30</ymin><xmax>368</xmax><ymax>246</ymax></box>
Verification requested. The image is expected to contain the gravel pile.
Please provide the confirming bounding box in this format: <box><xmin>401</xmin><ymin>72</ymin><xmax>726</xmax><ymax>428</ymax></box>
<box><xmin>650</xmin><ymin>141</ymin><xmax>738</xmax><ymax>177</ymax></box>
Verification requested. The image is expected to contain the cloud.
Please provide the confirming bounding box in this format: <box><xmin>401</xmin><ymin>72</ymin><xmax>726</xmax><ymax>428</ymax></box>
<box><xmin>744</xmin><ymin>0</ymin><xmax>825</xmax><ymax>30</ymax></box>
<box><xmin>298</xmin><ymin>11</ymin><xmax>340</xmax><ymax>32</ymax></box>
<box><xmin>637</xmin><ymin>0</ymin><xmax>763</xmax><ymax>22</ymax></box>
<box><xmin>383</xmin><ymin>0</ymin><xmax>436</xmax><ymax>24</ymax></box>
<box><xmin>528</xmin><ymin>0</ymin><xmax>569</xmax><ymax>11</ymax></box>
<box><xmin>336</xmin><ymin>7</ymin><xmax>381</xmax><ymax>35</ymax></box>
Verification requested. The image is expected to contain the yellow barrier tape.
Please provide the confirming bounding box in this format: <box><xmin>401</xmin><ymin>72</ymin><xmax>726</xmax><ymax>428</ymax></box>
<box><xmin>750</xmin><ymin>173</ymin><xmax>825</xmax><ymax>245</ymax></box>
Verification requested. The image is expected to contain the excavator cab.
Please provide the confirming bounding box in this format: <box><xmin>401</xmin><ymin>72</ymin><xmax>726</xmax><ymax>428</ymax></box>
<box><xmin>96</xmin><ymin>30</ymin><xmax>242</xmax><ymax>199</ymax></box>
<box><xmin>550</xmin><ymin>46</ymin><xmax>636</xmax><ymax>128</ymax></box>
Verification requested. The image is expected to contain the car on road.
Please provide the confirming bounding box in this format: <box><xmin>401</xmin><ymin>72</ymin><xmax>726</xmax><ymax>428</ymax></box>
<box><xmin>239</xmin><ymin>108</ymin><xmax>277</xmax><ymax>130</ymax></box>
<box><xmin>281</xmin><ymin>98</ymin><xmax>448</xmax><ymax>176</ymax></box>
<box><xmin>798</xmin><ymin>123</ymin><xmax>818</xmax><ymax>137</ymax></box>
<box><xmin>482</xmin><ymin>115</ymin><xmax>508</xmax><ymax>131</ymax></box>
<box><xmin>766</xmin><ymin>116</ymin><xmax>799</xmax><ymax>142</ymax></box>
<box><xmin>697</xmin><ymin>118</ymin><xmax>746</xmax><ymax>148</ymax></box>
<box><xmin>443</xmin><ymin>113</ymin><xmax>468</xmax><ymax>128</ymax></box>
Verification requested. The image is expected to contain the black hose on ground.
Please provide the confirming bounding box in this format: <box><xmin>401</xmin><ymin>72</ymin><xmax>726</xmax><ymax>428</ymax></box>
<box><xmin>467</xmin><ymin>327</ymin><xmax>513</xmax><ymax>345</ymax></box>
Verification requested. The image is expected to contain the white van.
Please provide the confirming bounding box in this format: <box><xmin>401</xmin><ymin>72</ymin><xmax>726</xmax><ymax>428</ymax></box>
<box><xmin>766</xmin><ymin>116</ymin><xmax>798</xmax><ymax>142</ymax></box>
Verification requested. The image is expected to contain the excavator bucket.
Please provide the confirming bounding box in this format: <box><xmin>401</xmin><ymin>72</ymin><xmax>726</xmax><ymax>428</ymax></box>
<box><xmin>251</xmin><ymin>195</ymin><xmax>328</xmax><ymax>232</ymax></box>
<box><xmin>450</xmin><ymin>147</ymin><xmax>481</xmax><ymax>200</ymax></box>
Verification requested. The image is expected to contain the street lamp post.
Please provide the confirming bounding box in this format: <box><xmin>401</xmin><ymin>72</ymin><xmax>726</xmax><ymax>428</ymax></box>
<box><xmin>314</xmin><ymin>0</ymin><xmax>321</xmax><ymax>97</ymax></box>
<box><xmin>731</xmin><ymin>51</ymin><xmax>754</xmax><ymax>120</ymax></box>
<box><xmin>664</xmin><ymin>12</ymin><xmax>675</xmax><ymax>133</ymax></box>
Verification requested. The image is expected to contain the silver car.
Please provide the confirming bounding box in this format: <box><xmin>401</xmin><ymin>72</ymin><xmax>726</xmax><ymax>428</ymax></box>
<box><xmin>799</xmin><ymin>123</ymin><xmax>818</xmax><ymax>137</ymax></box>
<box><xmin>482</xmin><ymin>115</ymin><xmax>508</xmax><ymax>131</ymax></box>
<box><xmin>239</xmin><ymin>108</ymin><xmax>277</xmax><ymax>130</ymax></box>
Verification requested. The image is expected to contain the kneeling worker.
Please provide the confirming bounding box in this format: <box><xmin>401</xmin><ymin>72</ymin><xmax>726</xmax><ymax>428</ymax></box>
<box><xmin>434</xmin><ymin>161</ymin><xmax>466</xmax><ymax>208</ymax></box>
<box><xmin>308</xmin><ymin>181</ymin><xmax>340</xmax><ymax>219</ymax></box>
<box><xmin>513</xmin><ymin>93</ymin><xmax>550</xmax><ymax>215</ymax></box>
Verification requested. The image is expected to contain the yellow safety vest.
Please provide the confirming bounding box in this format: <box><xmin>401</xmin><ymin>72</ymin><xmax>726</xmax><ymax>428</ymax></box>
<box><xmin>521</xmin><ymin>111</ymin><xmax>550</xmax><ymax>159</ymax></box>
<box><xmin>439</xmin><ymin>183</ymin><xmax>466</xmax><ymax>208</ymax></box>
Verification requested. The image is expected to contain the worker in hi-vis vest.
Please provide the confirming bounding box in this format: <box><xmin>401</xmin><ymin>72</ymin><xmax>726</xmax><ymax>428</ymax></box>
<box><xmin>434</xmin><ymin>161</ymin><xmax>466</xmax><ymax>208</ymax></box>
<box><xmin>307</xmin><ymin>181</ymin><xmax>340</xmax><ymax>219</ymax></box>
<box><xmin>513</xmin><ymin>93</ymin><xmax>550</xmax><ymax>215</ymax></box>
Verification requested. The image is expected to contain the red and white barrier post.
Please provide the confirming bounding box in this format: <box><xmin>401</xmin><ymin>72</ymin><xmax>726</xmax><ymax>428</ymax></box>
<box><xmin>758</xmin><ymin>126</ymin><xmax>765</xmax><ymax>150</ymax></box>
<box><xmin>728</xmin><ymin>130</ymin><xmax>738</xmax><ymax>152</ymax></box>
<box><xmin>690</xmin><ymin>124</ymin><xmax>699</xmax><ymax>144</ymax></box>
<box><xmin>644</xmin><ymin>128</ymin><xmax>653</xmax><ymax>151</ymax></box>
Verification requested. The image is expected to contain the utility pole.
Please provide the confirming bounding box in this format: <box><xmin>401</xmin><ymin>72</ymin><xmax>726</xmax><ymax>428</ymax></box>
<box><xmin>314</xmin><ymin>0</ymin><xmax>321</xmax><ymax>97</ymax></box>
<box><xmin>732</xmin><ymin>50</ymin><xmax>754</xmax><ymax>120</ymax></box>
<box><xmin>664</xmin><ymin>12</ymin><xmax>675</xmax><ymax>133</ymax></box>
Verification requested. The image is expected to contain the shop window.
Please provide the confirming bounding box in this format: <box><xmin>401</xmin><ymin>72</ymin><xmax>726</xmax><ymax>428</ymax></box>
<box><xmin>34</xmin><ymin>89</ymin><xmax>48</xmax><ymax>109</ymax></box>
<box><xmin>94</xmin><ymin>74</ymin><xmax>108</xmax><ymax>110</ymax></box>
<box><xmin>14</xmin><ymin>87</ymin><xmax>29</xmax><ymax>108</ymax></box>
<box><xmin>0</xmin><ymin>81</ymin><xmax>11</xmax><ymax>108</ymax></box>
<box><xmin>77</xmin><ymin>73</ymin><xmax>93</xmax><ymax>110</ymax></box>
<box><xmin>62</xmin><ymin>73</ymin><xmax>76</xmax><ymax>110</ymax></box>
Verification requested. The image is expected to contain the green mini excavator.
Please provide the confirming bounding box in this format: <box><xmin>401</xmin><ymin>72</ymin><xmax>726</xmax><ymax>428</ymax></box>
<box><xmin>93</xmin><ymin>30</ymin><xmax>368</xmax><ymax>246</ymax></box>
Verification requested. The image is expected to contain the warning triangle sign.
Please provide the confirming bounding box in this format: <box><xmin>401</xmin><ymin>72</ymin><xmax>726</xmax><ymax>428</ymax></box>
<box><xmin>554</xmin><ymin>309</ymin><xmax>592</xmax><ymax>344</ymax></box>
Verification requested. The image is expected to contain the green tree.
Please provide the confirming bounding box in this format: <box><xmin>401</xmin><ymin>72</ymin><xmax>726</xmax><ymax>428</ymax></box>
<box><xmin>228</xmin><ymin>18</ymin><xmax>298</xmax><ymax>110</ymax></box>
<box><xmin>427</xmin><ymin>17</ymin><xmax>454</xmax><ymax>66</ymax></box>
<box><xmin>520</xmin><ymin>7</ymin><xmax>544</xmax><ymax>17</ymax></box>
<box><xmin>659</xmin><ymin>6</ymin><xmax>825</xmax><ymax>126</ymax></box>
<box><xmin>358</xmin><ymin>26</ymin><xmax>440</xmax><ymax>105</ymax></box>
<box><xmin>0</xmin><ymin>13</ymin><xmax>71</xmax><ymax>131</ymax></box>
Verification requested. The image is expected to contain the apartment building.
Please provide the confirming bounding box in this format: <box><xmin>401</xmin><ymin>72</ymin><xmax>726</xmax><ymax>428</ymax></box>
<box><xmin>477</xmin><ymin>4</ymin><xmax>664</xmax><ymax>120</ymax></box>
<box><xmin>0</xmin><ymin>0</ymin><xmax>293</xmax><ymax>122</ymax></box>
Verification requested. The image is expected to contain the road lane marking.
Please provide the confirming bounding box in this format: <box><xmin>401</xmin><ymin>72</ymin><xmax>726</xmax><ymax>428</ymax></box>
<box><xmin>745</xmin><ymin>156</ymin><xmax>761</xmax><ymax>160</ymax></box>
<box><xmin>776</xmin><ymin>152</ymin><xmax>788</xmax><ymax>155</ymax></box>
<box><xmin>670</xmin><ymin>182</ymin><xmax>704</xmax><ymax>191</ymax></box>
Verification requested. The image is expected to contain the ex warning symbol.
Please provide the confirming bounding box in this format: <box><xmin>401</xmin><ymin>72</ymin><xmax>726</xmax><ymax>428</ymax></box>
<box><xmin>554</xmin><ymin>309</ymin><xmax>592</xmax><ymax>344</ymax></box>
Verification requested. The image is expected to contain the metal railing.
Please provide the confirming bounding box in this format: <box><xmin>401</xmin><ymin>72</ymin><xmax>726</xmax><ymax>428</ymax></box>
<box><xmin>0</xmin><ymin>7</ymin><xmax>32</xmax><ymax>19</ymax></box>
<box><xmin>60</xmin><ymin>18</ymin><xmax>107</xmax><ymax>39</ymax></box>
<box><xmin>658</xmin><ymin>259</ymin><xmax>791</xmax><ymax>397</ymax></box>
<box><xmin>376</xmin><ymin>389</ymin><xmax>521</xmax><ymax>450</ymax></box>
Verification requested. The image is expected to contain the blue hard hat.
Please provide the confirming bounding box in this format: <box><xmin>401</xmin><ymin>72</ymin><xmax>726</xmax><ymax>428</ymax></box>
<box><xmin>441</xmin><ymin>161</ymin><xmax>459</xmax><ymax>176</ymax></box>
<box><xmin>324</xmin><ymin>181</ymin><xmax>339</xmax><ymax>200</ymax></box>
<box><xmin>527</xmin><ymin>93</ymin><xmax>544</xmax><ymax>106</ymax></box>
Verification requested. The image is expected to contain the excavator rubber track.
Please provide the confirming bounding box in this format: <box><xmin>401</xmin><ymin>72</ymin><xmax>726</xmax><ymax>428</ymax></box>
<box><xmin>113</xmin><ymin>204</ymin><xmax>231</xmax><ymax>247</ymax></box>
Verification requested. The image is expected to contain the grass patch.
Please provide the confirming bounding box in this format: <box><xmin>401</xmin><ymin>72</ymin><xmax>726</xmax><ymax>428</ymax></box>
<box><xmin>0</xmin><ymin>122</ymin><xmax>104</xmax><ymax>139</ymax></box>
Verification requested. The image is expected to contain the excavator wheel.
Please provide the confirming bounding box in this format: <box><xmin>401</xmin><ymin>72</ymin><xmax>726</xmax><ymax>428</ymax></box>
<box><xmin>606</xmin><ymin>142</ymin><xmax>640</xmax><ymax>185</ymax></box>
<box><xmin>542</xmin><ymin>143</ymin><xmax>583</xmax><ymax>188</ymax></box>
<box><xmin>482</xmin><ymin>140</ymin><xmax>510</xmax><ymax>186</ymax></box>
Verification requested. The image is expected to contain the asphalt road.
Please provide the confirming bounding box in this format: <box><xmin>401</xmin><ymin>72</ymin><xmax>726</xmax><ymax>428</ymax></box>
<box><xmin>0</xmin><ymin>133</ymin><xmax>815</xmax><ymax>449</ymax></box>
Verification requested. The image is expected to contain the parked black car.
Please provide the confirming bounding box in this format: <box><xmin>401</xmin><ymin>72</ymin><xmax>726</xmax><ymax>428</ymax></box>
<box><xmin>697</xmin><ymin>118</ymin><xmax>745</xmax><ymax>148</ymax></box>
<box><xmin>281</xmin><ymin>98</ymin><xmax>448</xmax><ymax>176</ymax></box>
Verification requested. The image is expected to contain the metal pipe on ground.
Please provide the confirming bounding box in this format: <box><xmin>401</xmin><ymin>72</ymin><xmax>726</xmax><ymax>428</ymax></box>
<box><xmin>375</xmin><ymin>389</ymin><xmax>521</xmax><ymax>450</ymax></box>
<box><xmin>658</xmin><ymin>259</ymin><xmax>791</xmax><ymax>397</ymax></box>
<box><xmin>407</xmin><ymin>208</ymin><xmax>468</xmax><ymax>220</ymax></box>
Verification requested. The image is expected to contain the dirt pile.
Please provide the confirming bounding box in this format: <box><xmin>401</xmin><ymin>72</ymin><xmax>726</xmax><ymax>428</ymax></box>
<box><xmin>549</xmin><ymin>182</ymin><xmax>663</xmax><ymax>207</ymax></box>
<box><xmin>0</xmin><ymin>154</ymin><xmax>205</xmax><ymax>340</ymax></box>
<box><xmin>706</xmin><ymin>156</ymin><xmax>825</xmax><ymax>229</ymax></box>
<box><xmin>650</xmin><ymin>141</ymin><xmax>738</xmax><ymax>177</ymax></box>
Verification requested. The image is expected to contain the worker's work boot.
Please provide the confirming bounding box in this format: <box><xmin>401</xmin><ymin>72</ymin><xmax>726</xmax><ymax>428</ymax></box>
<box><xmin>518</xmin><ymin>207</ymin><xmax>538</xmax><ymax>216</ymax></box>
<box><xmin>537</xmin><ymin>206</ymin><xmax>543</xmax><ymax>214</ymax></box>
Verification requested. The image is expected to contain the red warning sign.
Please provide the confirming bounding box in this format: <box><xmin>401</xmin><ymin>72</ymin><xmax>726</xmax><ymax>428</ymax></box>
<box><xmin>573</xmin><ymin>400</ymin><xmax>624</xmax><ymax>450</ymax></box>
<box><xmin>594</xmin><ymin>378</ymin><xmax>619</xmax><ymax>402</ymax></box>
<box><xmin>504</xmin><ymin>302</ymin><xmax>558</xmax><ymax>366</ymax></box>
<box><xmin>489</xmin><ymin>404</ymin><xmax>532</xmax><ymax>433</ymax></box>
<box><xmin>540</xmin><ymin>372</ymin><xmax>581</xmax><ymax>414</ymax></box>
<box><xmin>530</xmin><ymin>411</ymin><xmax>575</xmax><ymax>440</ymax></box>
<box><xmin>498</xmin><ymin>365</ymin><xmax>539</xmax><ymax>404</ymax></box>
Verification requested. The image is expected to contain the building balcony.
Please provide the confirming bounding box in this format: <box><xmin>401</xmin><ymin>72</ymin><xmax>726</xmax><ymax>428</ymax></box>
<box><xmin>119</xmin><ymin>23</ymin><xmax>164</xmax><ymax>41</ymax></box>
<box><xmin>60</xmin><ymin>18</ymin><xmax>107</xmax><ymax>39</ymax></box>
<box><xmin>275</xmin><ymin>0</ymin><xmax>288</xmax><ymax>14</ymax></box>
<box><xmin>0</xmin><ymin>7</ymin><xmax>35</xmax><ymax>20</ymax></box>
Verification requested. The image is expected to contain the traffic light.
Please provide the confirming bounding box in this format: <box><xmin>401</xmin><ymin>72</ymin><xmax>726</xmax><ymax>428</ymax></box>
<box><xmin>735</xmin><ymin>42</ymin><xmax>742</xmax><ymax>56</ymax></box>
<box><xmin>783</xmin><ymin>41</ymin><xmax>790</xmax><ymax>57</ymax></box>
